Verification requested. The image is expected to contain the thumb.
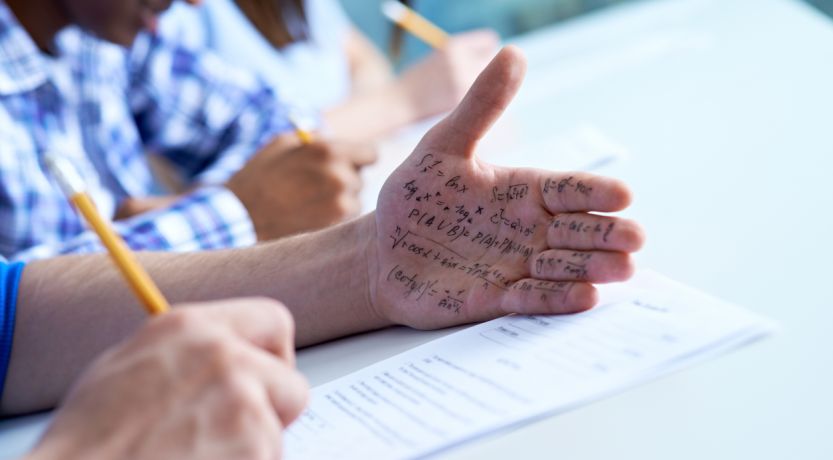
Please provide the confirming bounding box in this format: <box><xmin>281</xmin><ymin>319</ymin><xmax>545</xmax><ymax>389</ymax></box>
<box><xmin>420</xmin><ymin>46</ymin><xmax>527</xmax><ymax>158</ymax></box>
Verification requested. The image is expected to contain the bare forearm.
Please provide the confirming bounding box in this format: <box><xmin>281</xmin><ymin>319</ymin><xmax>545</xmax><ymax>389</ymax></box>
<box><xmin>324</xmin><ymin>83</ymin><xmax>416</xmax><ymax>142</ymax></box>
<box><xmin>325</xmin><ymin>28</ymin><xmax>417</xmax><ymax>142</ymax></box>
<box><xmin>346</xmin><ymin>28</ymin><xmax>394</xmax><ymax>96</ymax></box>
<box><xmin>165</xmin><ymin>214</ymin><xmax>388</xmax><ymax>346</ymax></box>
<box><xmin>2</xmin><ymin>215</ymin><xmax>385</xmax><ymax>415</ymax></box>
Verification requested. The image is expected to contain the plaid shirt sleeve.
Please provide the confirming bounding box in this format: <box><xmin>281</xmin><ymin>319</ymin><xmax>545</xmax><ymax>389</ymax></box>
<box><xmin>11</xmin><ymin>186</ymin><xmax>255</xmax><ymax>262</ymax></box>
<box><xmin>127</xmin><ymin>32</ymin><xmax>294</xmax><ymax>185</ymax></box>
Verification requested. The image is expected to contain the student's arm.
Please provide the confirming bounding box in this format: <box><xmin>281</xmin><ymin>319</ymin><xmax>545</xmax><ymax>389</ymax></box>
<box><xmin>3</xmin><ymin>216</ymin><xmax>382</xmax><ymax>415</ymax></box>
<box><xmin>324</xmin><ymin>30</ymin><xmax>500</xmax><ymax>143</ymax></box>
<box><xmin>343</xmin><ymin>27</ymin><xmax>395</xmax><ymax>97</ymax></box>
<box><xmin>23</xmin><ymin>300</ymin><xmax>308</xmax><ymax>460</ymax></box>
<box><xmin>117</xmin><ymin>34</ymin><xmax>374</xmax><ymax>241</ymax></box>
<box><xmin>2</xmin><ymin>48</ymin><xmax>644</xmax><ymax>416</ymax></box>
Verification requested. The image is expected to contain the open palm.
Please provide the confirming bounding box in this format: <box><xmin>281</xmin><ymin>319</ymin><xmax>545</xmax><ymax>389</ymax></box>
<box><xmin>370</xmin><ymin>47</ymin><xmax>645</xmax><ymax>329</ymax></box>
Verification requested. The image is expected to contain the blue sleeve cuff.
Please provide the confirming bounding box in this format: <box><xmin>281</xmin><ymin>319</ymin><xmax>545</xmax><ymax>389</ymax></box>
<box><xmin>0</xmin><ymin>262</ymin><xmax>24</xmax><ymax>403</ymax></box>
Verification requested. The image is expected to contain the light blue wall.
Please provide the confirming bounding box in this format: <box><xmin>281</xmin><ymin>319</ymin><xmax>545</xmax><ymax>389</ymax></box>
<box><xmin>339</xmin><ymin>0</ymin><xmax>833</xmax><ymax>66</ymax></box>
<box><xmin>340</xmin><ymin>0</ymin><xmax>639</xmax><ymax>66</ymax></box>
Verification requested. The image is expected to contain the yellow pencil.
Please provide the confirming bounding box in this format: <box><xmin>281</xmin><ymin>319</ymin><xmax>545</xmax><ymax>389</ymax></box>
<box><xmin>381</xmin><ymin>1</ymin><xmax>449</xmax><ymax>49</ymax></box>
<box><xmin>287</xmin><ymin>112</ymin><xmax>314</xmax><ymax>145</ymax></box>
<box><xmin>45</xmin><ymin>155</ymin><xmax>171</xmax><ymax>316</ymax></box>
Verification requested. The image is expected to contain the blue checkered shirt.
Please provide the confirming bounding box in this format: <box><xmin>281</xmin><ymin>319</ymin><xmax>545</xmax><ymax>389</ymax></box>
<box><xmin>0</xmin><ymin>1</ymin><xmax>293</xmax><ymax>261</ymax></box>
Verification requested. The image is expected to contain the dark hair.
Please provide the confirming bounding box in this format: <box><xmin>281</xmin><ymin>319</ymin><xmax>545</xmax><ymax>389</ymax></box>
<box><xmin>388</xmin><ymin>0</ymin><xmax>412</xmax><ymax>60</ymax></box>
<box><xmin>234</xmin><ymin>0</ymin><xmax>309</xmax><ymax>49</ymax></box>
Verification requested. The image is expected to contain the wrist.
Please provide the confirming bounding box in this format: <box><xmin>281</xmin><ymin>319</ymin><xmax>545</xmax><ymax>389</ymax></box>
<box><xmin>252</xmin><ymin>213</ymin><xmax>393</xmax><ymax>346</ymax></box>
<box><xmin>324</xmin><ymin>82</ymin><xmax>418</xmax><ymax>142</ymax></box>
<box><xmin>387</xmin><ymin>79</ymin><xmax>421</xmax><ymax>124</ymax></box>
<box><xmin>355</xmin><ymin>213</ymin><xmax>391</xmax><ymax>330</ymax></box>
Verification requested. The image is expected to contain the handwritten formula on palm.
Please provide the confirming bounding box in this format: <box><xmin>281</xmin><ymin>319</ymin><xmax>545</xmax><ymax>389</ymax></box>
<box><xmin>372</xmin><ymin>47</ymin><xmax>642</xmax><ymax>330</ymax></box>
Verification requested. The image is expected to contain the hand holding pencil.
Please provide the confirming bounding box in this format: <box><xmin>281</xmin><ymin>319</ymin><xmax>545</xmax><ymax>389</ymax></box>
<box><xmin>40</xmin><ymin>155</ymin><xmax>311</xmax><ymax>460</ymax></box>
<box><xmin>31</xmin><ymin>298</ymin><xmax>309</xmax><ymax>460</ymax></box>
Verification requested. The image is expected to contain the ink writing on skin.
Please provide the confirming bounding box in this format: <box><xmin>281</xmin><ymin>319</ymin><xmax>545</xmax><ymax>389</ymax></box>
<box><xmin>383</xmin><ymin>157</ymin><xmax>610</xmax><ymax>314</ymax></box>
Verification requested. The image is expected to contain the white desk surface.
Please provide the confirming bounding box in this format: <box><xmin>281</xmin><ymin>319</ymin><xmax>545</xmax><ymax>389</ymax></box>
<box><xmin>3</xmin><ymin>0</ymin><xmax>833</xmax><ymax>458</ymax></box>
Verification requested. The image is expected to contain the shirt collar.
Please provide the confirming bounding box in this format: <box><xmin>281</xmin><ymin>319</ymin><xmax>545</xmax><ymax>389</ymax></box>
<box><xmin>0</xmin><ymin>1</ymin><xmax>50</xmax><ymax>95</ymax></box>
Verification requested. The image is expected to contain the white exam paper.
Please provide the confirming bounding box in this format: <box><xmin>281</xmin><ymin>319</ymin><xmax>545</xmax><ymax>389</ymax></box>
<box><xmin>284</xmin><ymin>270</ymin><xmax>775</xmax><ymax>459</ymax></box>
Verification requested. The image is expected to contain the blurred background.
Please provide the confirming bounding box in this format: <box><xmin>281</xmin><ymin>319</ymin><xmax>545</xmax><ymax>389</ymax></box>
<box><xmin>342</xmin><ymin>0</ymin><xmax>833</xmax><ymax>66</ymax></box>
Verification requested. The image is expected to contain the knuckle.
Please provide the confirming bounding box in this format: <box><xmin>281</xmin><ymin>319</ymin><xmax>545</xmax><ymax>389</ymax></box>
<box><xmin>219</xmin><ymin>376</ymin><xmax>264</xmax><ymax>422</ymax></box>
<box><xmin>200</xmin><ymin>338</ymin><xmax>238</xmax><ymax>374</ymax></box>
<box><xmin>247</xmin><ymin>297</ymin><xmax>294</xmax><ymax>338</ymax></box>
<box><xmin>222</xmin><ymin>373</ymin><xmax>254</xmax><ymax>402</ymax></box>
<box><xmin>547</xmin><ymin>215</ymin><xmax>568</xmax><ymax>243</ymax></box>
<box><xmin>157</xmin><ymin>308</ymin><xmax>201</xmax><ymax>333</ymax></box>
<box><xmin>300</xmin><ymin>143</ymin><xmax>328</xmax><ymax>162</ymax></box>
<box><xmin>219</xmin><ymin>381</ymin><xmax>264</xmax><ymax>436</ymax></box>
<box><xmin>272</xmin><ymin>303</ymin><xmax>295</xmax><ymax>338</ymax></box>
<box><xmin>327</xmin><ymin>174</ymin><xmax>348</xmax><ymax>193</ymax></box>
<box><xmin>314</xmin><ymin>143</ymin><xmax>335</xmax><ymax>161</ymax></box>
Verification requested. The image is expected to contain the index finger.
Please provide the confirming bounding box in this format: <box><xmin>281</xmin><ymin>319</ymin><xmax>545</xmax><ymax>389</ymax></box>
<box><xmin>539</xmin><ymin>172</ymin><xmax>632</xmax><ymax>213</ymax></box>
<box><xmin>178</xmin><ymin>298</ymin><xmax>296</xmax><ymax>366</ymax></box>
